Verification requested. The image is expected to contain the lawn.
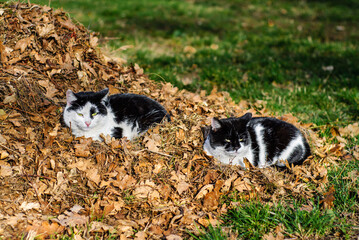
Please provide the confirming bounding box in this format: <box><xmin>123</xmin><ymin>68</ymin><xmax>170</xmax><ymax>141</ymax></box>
<box><xmin>25</xmin><ymin>0</ymin><xmax>359</xmax><ymax>238</ymax></box>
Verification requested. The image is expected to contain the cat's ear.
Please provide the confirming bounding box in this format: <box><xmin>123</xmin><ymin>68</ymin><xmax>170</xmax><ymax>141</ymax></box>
<box><xmin>241</xmin><ymin>112</ymin><xmax>252</xmax><ymax>122</ymax></box>
<box><xmin>201</xmin><ymin>126</ymin><xmax>211</xmax><ymax>139</ymax></box>
<box><xmin>66</xmin><ymin>90</ymin><xmax>77</xmax><ymax>105</ymax></box>
<box><xmin>211</xmin><ymin>118</ymin><xmax>222</xmax><ymax>131</ymax></box>
<box><xmin>99</xmin><ymin>88</ymin><xmax>109</xmax><ymax>102</ymax></box>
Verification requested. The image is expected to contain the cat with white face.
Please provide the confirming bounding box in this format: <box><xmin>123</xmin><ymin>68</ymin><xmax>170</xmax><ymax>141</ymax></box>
<box><xmin>202</xmin><ymin>113</ymin><xmax>311</xmax><ymax>168</ymax></box>
<box><xmin>63</xmin><ymin>88</ymin><xmax>170</xmax><ymax>141</ymax></box>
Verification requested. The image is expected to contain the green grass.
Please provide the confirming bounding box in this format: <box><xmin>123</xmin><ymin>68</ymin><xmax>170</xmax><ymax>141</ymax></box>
<box><xmin>30</xmin><ymin>0</ymin><xmax>359</xmax><ymax>126</ymax></box>
<box><xmin>328</xmin><ymin>150</ymin><xmax>359</xmax><ymax>214</ymax></box>
<box><xmin>195</xmin><ymin>200</ymin><xmax>341</xmax><ymax>239</ymax></box>
<box><xmin>19</xmin><ymin>0</ymin><xmax>359</xmax><ymax>238</ymax></box>
<box><xmin>225</xmin><ymin>201</ymin><xmax>336</xmax><ymax>239</ymax></box>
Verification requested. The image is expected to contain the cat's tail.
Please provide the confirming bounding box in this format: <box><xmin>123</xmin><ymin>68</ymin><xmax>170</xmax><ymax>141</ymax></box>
<box><xmin>139</xmin><ymin>109</ymin><xmax>171</xmax><ymax>131</ymax></box>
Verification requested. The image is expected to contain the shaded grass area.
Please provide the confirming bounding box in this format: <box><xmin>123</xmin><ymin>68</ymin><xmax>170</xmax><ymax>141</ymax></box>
<box><xmin>24</xmin><ymin>0</ymin><xmax>359</xmax><ymax>238</ymax></box>
<box><xmin>31</xmin><ymin>0</ymin><xmax>359</xmax><ymax>126</ymax></box>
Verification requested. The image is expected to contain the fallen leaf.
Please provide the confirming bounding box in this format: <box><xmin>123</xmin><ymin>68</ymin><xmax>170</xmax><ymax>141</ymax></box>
<box><xmin>36</xmin><ymin>24</ymin><xmax>55</xmax><ymax>37</ymax></box>
<box><xmin>339</xmin><ymin>122</ymin><xmax>359</xmax><ymax>137</ymax></box>
<box><xmin>195</xmin><ymin>184</ymin><xmax>214</xmax><ymax>199</ymax></box>
<box><xmin>20</xmin><ymin>202</ymin><xmax>41</xmax><ymax>211</ymax></box>
<box><xmin>320</xmin><ymin>185</ymin><xmax>335</xmax><ymax>209</ymax></box>
<box><xmin>203</xmin><ymin>191</ymin><xmax>219</xmax><ymax>210</ymax></box>
<box><xmin>3</xmin><ymin>94</ymin><xmax>16</xmax><ymax>104</ymax></box>
<box><xmin>74</xmin><ymin>141</ymin><xmax>91</xmax><ymax>157</ymax></box>
<box><xmin>0</xmin><ymin>151</ymin><xmax>9</xmax><ymax>160</ymax></box>
<box><xmin>167</xmin><ymin>234</ymin><xmax>183</xmax><ymax>240</ymax></box>
<box><xmin>176</xmin><ymin>181</ymin><xmax>190</xmax><ymax>195</ymax></box>
<box><xmin>14</xmin><ymin>36</ymin><xmax>33</xmax><ymax>53</ymax></box>
<box><xmin>135</xmin><ymin>231</ymin><xmax>147</xmax><ymax>240</ymax></box>
<box><xmin>38</xmin><ymin>80</ymin><xmax>58</xmax><ymax>98</ymax></box>
<box><xmin>86</xmin><ymin>168</ymin><xmax>101</xmax><ymax>185</ymax></box>
<box><xmin>144</xmin><ymin>135</ymin><xmax>160</xmax><ymax>152</ymax></box>
<box><xmin>27</xmin><ymin>221</ymin><xmax>64</xmax><ymax>239</ymax></box>
<box><xmin>89</xmin><ymin>221</ymin><xmax>115</xmax><ymax>233</ymax></box>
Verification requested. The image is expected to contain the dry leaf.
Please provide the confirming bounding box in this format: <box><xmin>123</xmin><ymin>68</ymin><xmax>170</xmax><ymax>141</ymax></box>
<box><xmin>14</xmin><ymin>36</ymin><xmax>33</xmax><ymax>52</ymax></box>
<box><xmin>20</xmin><ymin>202</ymin><xmax>40</xmax><ymax>211</ymax></box>
<box><xmin>176</xmin><ymin>181</ymin><xmax>190</xmax><ymax>195</ymax></box>
<box><xmin>167</xmin><ymin>235</ymin><xmax>183</xmax><ymax>240</ymax></box>
<box><xmin>38</xmin><ymin>80</ymin><xmax>58</xmax><ymax>98</ymax></box>
<box><xmin>144</xmin><ymin>135</ymin><xmax>161</xmax><ymax>152</ymax></box>
<box><xmin>339</xmin><ymin>122</ymin><xmax>359</xmax><ymax>137</ymax></box>
<box><xmin>320</xmin><ymin>185</ymin><xmax>335</xmax><ymax>209</ymax></box>
<box><xmin>195</xmin><ymin>184</ymin><xmax>214</xmax><ymax>199</ymax></box>
<box><xmin>36</xmin><ymin>24</ymin><xmax>55</xmax><ymax>37</ymax></box>
<box><xmin>0</xmin><ymin>151</ymin><xmax>9</xmax><ymax>160</ymax></box>
<box><xmin>86</xmin><ymin>168</ymin><xmax>101</xmax><ymax>185</ymax></box>
<box><xmin>203</xmin><ymin>191</ymin><xmax>219</xmax><ymax>210</ymax></box>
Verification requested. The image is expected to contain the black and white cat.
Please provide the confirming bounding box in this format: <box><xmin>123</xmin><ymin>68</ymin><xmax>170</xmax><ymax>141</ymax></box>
<box><xmin>202</xmin><ymin>113</ymin><xmax>311</xmax><ymax>168</ymax></box>
<box><xmin>63</xmin><ymin>88</ymin><xmax>170</xmax><ymax>141</ymax></box>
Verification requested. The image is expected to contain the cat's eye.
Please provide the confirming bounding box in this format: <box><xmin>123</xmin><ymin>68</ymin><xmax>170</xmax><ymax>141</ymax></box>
<box><xmin>77</xmin><ymin>113</ymin><xmax>83</xmax><ymax>117</ymax></box>
<box><xmin>225</xmin><ymin>139</ymin><xmax>231</xmax><ymax>143</ymax></box>
<box><xmin>92</xmin><ymin>112</ymin><xmax>98</xmax><ymax>116</ymax></box>
<box><xmin>239</xmin><ymin>139</ymin><xmax>244</xmax><ymax>142</ymax></box>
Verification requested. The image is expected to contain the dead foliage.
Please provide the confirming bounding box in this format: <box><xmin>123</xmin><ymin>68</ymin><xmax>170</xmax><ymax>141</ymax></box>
<box><xmin>0</xmin><ymin>3</ymin><xmax>357</xmax><ymax>239</ymax></box>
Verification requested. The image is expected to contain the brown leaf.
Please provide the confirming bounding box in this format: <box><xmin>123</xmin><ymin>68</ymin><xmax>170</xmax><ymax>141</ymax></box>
<box><xmin>36</xmin><ymin>24</ymin><xmax>55</xmax><ymax>37</ymax></box>
<box><xmin>89</xmin><ymin>221</ymin><xmax>115</xmax><ymax>233</ymax></box>
<box><xmin>148</xmin><ymin>225</ymin><xmax>163</xmax><ymax>235</ymax></box>
<box><xmin>233</xmin><ymin>178</ymin><xmax>252</xmax><ymax>192</ymax></box>
<box><xmin>330</xmin><ymin>127</ymin><xmax>340</xmax><ymax>137</ymax></box>
<box><xmin>27</xmin><ymin>221</ymin><xmax>65</xmax><ymax>239</ymax></box>
<box><xmin>9</xmin><ymin>119</ymin><xmax>21</xmax><ymax>127</ymax></box>
<box><xmin>144</xmin><ymin>135</ymin><xmax>161</xmax><ymax>152</ymax></box>
<box><xmin>74</xmin><ymin>140</ymin><xmax>91</xmax><ymax>157</ymax></box>
<box><xmin>0</xmin><ymin>41</ymin><xmax>8</xmax><ymax>62</ymax></box>
<box><xmin>38</xmin><ymin>80</ymin><xmax>58</xmax><ymax>98</ymax></box>
<box><xmin>320</xmin><ymin>185</ymin><xmax>335</xmax><ymax>209</ymax></box>
<box><xmin>14</xmin><ymin>36</ymin><xmax>33</xmax><ymax>53</ymax></box>
<box><xmin>113</xmin><ymin>174</ymin><xmax>136</xmax><ymax>190</ymax></box>
<box><xmin>86</xmin><ymin>168</ymin><xmax>101</xmax><ymax>185</ymax></box>
<box><xmin>195</xmin><ymin>184</ymin><xmax>214</xmax><ymax>199</ymax></box>
<box><xmin>176</xmin><ymin>181</ymin><xmax>190</xmax><ymax>195</ymax></box>
<box><xmin>203</xmin><ymin>191</ymin><xmax>219</xmax><ymax>210</ymax></box>
<box><xmin>103</xmin><ymin>203</ymin><xmax>115</xmax><ymax>216</ymax></box>
<box><xmin>135</xmin><ymin>231</ymin><xmax>147</xmax><ymax>240</ymax></box>
<box><xmin>339</xmin><ymin>122</ymin><xmax>359</xmax><ymax>137</ymax></box>
<box><xmin>0</xmin><ymin>151</ymin><xmax>9</xmax><ymax>160</ymax></box>
<box><xmin>167</xmin><ymin>235</ymin><xmax>183</xmax><ymax>240</ymax></box>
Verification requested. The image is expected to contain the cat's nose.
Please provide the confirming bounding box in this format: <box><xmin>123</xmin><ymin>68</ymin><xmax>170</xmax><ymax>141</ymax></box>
<box><xmin>85</xmin><ymin>121</ymin><xmax>91</xmax><ymax>127</ymax></box>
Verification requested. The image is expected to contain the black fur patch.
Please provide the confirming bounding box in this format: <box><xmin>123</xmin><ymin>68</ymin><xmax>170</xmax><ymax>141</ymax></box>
<box><xmin>67</xmin><ymin>89</ymin><xmax>108</xmax><ymax>116</ymax></box>
<box><xmin>204</xmin><ymin>113</ymin><xmax>311</xmax><ymax>167</ymax></box>
<box><xmin>108</xmin><ymin>93</ymin><xmax>170</xmax><ymax>133</ymax></box>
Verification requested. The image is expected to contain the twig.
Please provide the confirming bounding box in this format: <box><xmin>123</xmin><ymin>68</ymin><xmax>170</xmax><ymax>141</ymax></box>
<box><xmin>21</xmin><ymin>174</ymin><xmax>52</xmax><ymax>180</ymax></box>
<box><xmin>146</xmin><ymin>149</ymin><xmax>172</xmax><ymax>158</ymax></box>
<box><xmin>0</xmin><ymin>143</ymin><xmax>21</xmax><ymax>156</ymax></box>
<box><xmin>0</xmin><ymin>103</ymin><xmax>38</xmax><ymax>116</ymax></box>
<box><xmin>24</xmin><ymin>174</ymin><xmax>44</xmax><ymax>206</ymax></box>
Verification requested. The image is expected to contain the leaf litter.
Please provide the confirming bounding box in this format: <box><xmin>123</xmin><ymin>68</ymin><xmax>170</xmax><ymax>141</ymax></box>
<box><xmin>0</xmin><ymin>3</ymin><xmax>357</xmax><ymax>239</ymax></box>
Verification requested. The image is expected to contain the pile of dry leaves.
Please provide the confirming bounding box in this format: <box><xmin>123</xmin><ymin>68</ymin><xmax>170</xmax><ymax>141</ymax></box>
<box><xmin>0</xmin><ymin>3</ymin><xmax>356</xmax><ymax>239</ymax></box>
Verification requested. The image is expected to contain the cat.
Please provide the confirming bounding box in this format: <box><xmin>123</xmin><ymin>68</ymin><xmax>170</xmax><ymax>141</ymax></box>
<box><xmin>63</xmin><ymin>88</ymin><xmax>170</xmax><ymax>141</ymax></box>
<box><xmin>202</xmin><ymin>113</ymin><xmax>311</xmax><ymax>168</ymax></box>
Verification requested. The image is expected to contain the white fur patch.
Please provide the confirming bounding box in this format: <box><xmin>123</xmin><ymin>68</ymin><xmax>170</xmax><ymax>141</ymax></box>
<box><xmin>274</xmin><ymin>133</ymin><xmax>304</xmax><ymax>166</ymax></box>
<box><xmin>254</xmin><ymin>125</ymin><xmax>268</xmax><ymax>168</ymax></box>
<box><xmin>203</xmin><ymin>137</ymin><xmax>254</xmax><ymax>169</ymax></box>
<box><xmin>63</xmin><ymin>103</ymin><xmax>140</xmax><ymax>141</ymax></box>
